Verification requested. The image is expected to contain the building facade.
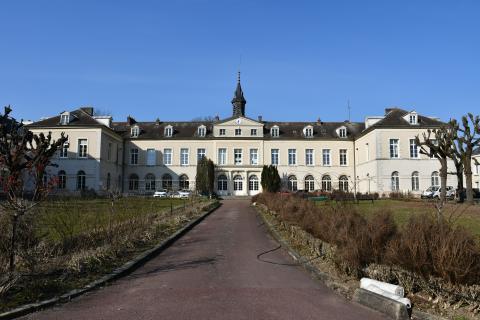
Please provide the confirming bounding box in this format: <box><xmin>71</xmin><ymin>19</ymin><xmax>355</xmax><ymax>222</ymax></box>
<box><xmin>28</xmin><ymin>77</ymin><xmax>473</xmax><ymax>197</ymax></box>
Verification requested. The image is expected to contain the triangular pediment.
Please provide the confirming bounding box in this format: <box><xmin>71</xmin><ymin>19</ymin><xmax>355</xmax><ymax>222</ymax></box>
<box><xmin>216</xmin><ymin>116</ymin><xmax>263</xmax><ymax>126</ymax></box>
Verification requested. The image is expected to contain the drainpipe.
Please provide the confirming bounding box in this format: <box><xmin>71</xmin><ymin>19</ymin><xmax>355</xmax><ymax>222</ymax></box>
<box><xmin>353</xmin><ymin>139</ymin><xmax>357</xmax><ymax>200</ymax></box>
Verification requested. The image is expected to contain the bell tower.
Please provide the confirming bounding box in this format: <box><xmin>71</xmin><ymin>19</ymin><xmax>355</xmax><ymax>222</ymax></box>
<box><xmin>231</xmin><ymin>72</ymin><xmax>246</xmax><ymax>117</ymax></box>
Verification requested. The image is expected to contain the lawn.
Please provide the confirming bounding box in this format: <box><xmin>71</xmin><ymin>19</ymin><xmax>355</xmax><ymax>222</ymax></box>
<box><xmin>316</xmin><ymin>199</ymin><xmax>480</xmax><ymax>239</ymax></box>
<box><xmin>36</xmin><ymin>197</ymin><xmax>190</xmax><ymax>242</ymax></box>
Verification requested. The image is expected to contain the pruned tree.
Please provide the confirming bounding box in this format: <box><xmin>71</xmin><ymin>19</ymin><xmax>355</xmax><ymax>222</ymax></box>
<box><xmin>450</xmin><ymin>114</ymin><xmax>480</xmax><ymax>204</ymax></box>
<box><xmin>261</xmin><ymin>165</ymin><xmax>281</xmax><ymax>193</ymax></box>
<box><xmin>0</xmin><ymin>106</ymin><xmax>67</xmax><ymax>272</ymax></box>
<box><xmin>415</xmin><ymin>126</ymin><xmax>454</xmax><ymax>221</ymax></box>
<box><xmin>195</xmin><ymin>157</ymin><xmax>215</xmax><ymax>197</ymax></box>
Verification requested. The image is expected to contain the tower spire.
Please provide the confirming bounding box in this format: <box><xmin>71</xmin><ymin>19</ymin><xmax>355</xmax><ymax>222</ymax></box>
<box><xmin>231</xmin><ymin>72</ymin><xmax>246</xmax><ymax>117</ymax></box>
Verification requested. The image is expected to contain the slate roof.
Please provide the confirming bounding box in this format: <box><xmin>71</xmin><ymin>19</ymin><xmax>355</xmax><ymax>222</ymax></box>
<box><xmin>28</xmin><ymin>107</ymin><xmax>444</xmax><ymax>141</ymax></box>
<box><xmin>27</xmin><ymin>108</ymin><xmax>102</xmax><ymax>128</ymax></box>
<box><xmin>360</xmin><ymin>108</ymin><xmax>444</xmax><ymax>137</ymax></box>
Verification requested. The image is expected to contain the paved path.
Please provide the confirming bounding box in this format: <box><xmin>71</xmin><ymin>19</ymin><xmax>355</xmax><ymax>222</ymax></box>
<box><xmin>24</xmin><ymin>200</ymin><xmax>386</xmax><ymax>320</ymax></box>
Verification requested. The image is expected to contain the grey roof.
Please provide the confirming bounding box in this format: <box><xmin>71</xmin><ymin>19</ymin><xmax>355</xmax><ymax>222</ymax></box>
<box><xmin>28</xmin><ymin>107</ymin><xmax>443</xmax><ymax>141</ymax></box>
<box><xmin>28</xmin><ymin>109</ymin><xmax>101</xmax><ymax>127</ymax></box>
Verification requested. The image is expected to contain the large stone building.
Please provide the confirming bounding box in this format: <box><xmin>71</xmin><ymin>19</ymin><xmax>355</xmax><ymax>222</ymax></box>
<box><xmin>28</xmin><ymin>76</ymin><xmax>479</xmax><ymax>196</ymax></box>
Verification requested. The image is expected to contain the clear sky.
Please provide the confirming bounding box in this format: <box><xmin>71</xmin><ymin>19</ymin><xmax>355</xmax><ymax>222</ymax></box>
<box><xmin>1</xmin><ymin>0</ymin><xmax>479</xmax><ymax>123</ymax></box>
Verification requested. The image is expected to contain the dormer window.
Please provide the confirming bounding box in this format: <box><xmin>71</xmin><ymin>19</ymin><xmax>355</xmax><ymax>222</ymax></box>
<box><xmin>60</xmin><ymin>113</ymin><xmax>70</xmax><ymax>125</ymax></box>
<box><xmin>131</xmin><ymin>125</ymin><xmax>140</xmax><ymax>138</ymax></box>
<box><xmin>271</xmin><ymin>126</ymin><xmax>279</xmax><ymax>137</ymax></box>
<box><xmin>339</xmin><ymin>128</ymin><xmax>347</xmax><ymax>138</ymax></box>
<box><xmin>164</xmin><ymin>125</ymin><xmax>173</xmax><ymax>137</ymax></box>
<box><xmin>197</xmin><ymin>126</ymin><xmax>206</xmax><ymax>137</ymax></box>
<box><xmin>303</xmin><ymin>126</ymin><xmax>313</xmax><ymax>138</ymax></box>
<box><xmin>409</xmin><ymin>114</ymin><xmax>418</xmax><ymax>124</ymax></box>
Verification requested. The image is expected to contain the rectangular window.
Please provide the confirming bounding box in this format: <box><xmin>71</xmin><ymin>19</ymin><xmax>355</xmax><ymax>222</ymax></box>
<box><xmin>339</xmin><ymin>149</ymin><xmax>347</xmax><ymax>166</ymax></box>
<box><xmin>60</xmin><ymin>142</ymin><xmax>68</xmax><ymax>158</ymax></box>
<box><xmin>163</xmin><ymin>148</ymin><xmax>172</xmax><ymax>165</ymax></box>
<box><xmin>219</xmin><ymin>129</ymin><xmax>226</xmax><ymax>136</ymax></box>
<box><xmin>305</xmin><ymin>149</ymin><xmax>314</xmax><ymax>166</ymax></box>
<box><xmin>78</xmin><ymin>139</ymin><xmax>88</xmax><ymax>158</ymax></box>
<box><xmin>322</xmin><ymin>149</ymin><xmax>331</xmax><ymax>166</ymax></box>
<box><xmin>390</xmin><ymin>139</ymin><xmax>399</xmax><ymax>158</ymax></box>
<box><xmin>271</xmin><ymin>149</ymin><xmax>279</xmax><ymax>165</ymax></box>
<box><xmin>130</xmin><ymin>148</ymin><xmax>139</xmax><ymax>165</ymax></box>
<box><xmin>235</xmin><ymin>128</ymin><xmax>242</xmax><ymax>136</ymax></box>
<box><xmin>251</xmin><ymin>129</ymin><xmax>257</xmax><ymax>136</ymax></box>
<box><xmin>410</xmin><ymin>139</ymin><xmax>418</xmax><ymax>158</ymax></box>
<box><xmin>339</xmin><ymin>128</ymin><xmax>347</xmax><ymax>138</ymax></box>
<box><xmin>60</xmin><ymin>114</ymin><xmax>69</xmax><ymax>125</ymax></box>
<box><xmin>218</xmin><ymin>148</ymin><xmax>227</xmax><ymax>165</ymax></box>
<box><xmin>234</xmin><ymin>148</ymin><xmax>242</xmax><ymax>165</ymax></box>
<box><xmin>288</xmin><ymin>149</ymin><xmax>296</xmax><ymax>165</ymax></box>
<box><xmin>146</xmin><ymin>148</ymin><xmax>156</xmax><ymax>166</ymax></box>
<box><xmin>197</xmin><ymin>148</ymin><xmax>206</xmax><ymax>162</ymax></box>
<box><xmin>250</xmin><ymin>149</ymin><xmax>258</xmax><ymax>165</ymax></box>
<box><xmin>180</xmin><ymin>148</ymin><xmax>189</xmax><ymax>166</ymax></box>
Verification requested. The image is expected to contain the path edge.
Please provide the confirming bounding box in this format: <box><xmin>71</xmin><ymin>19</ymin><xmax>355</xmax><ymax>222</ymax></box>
<box><xmin>0</xmin><ymin>201</ymin><xmax>221</xmax><ymax>320</ymax></box>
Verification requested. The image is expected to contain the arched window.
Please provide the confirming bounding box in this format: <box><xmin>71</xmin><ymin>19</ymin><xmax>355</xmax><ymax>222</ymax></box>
<box><xmin>411</xmin><ymin>171</ymin><xmax>419</xmax><ymax>191</ymax></box>
<box><xmin>249</xmin><ymin>175</ymin><xmax>259</xmax><ymax>191</ymax></box>
<box><xmin>162</xmin><ymin>173</ymin><xmax>173</xmax><ymax>190</ymax></box>
<box><xmin>129</xmin><ymin>174</ymin><xmax>139</xmax><ymax>191</ymax></box>
<box><xmin>304</xmin><ymin>175</ymin><xmax>315</xmax><ymax>192</ymax></box>
<box><xmin>431</xmin><ymin>171</ymin><xmax>439</xmax><ymax>187</ymax></box>
<box><xmin>145</xmin><ymin>173</ymin><xmax>156</xmax><ymax>191</ymax></box>
<box><xmin>339</xmin><ymin>175</ymin><xmax>349</xmax><ymax>192</ymax></box>
<box><xmin>233</xmin><ymin>175</ymin><xmax>243</xmax><ymax>191</ymax></box>
<box><xmin>77</xmin><ymin>170</ymin><xmax>86</xmax><ymax>190</ymax></box>
<box><xmin>321</xmin><ymin>175</ymin><xmax>332</xmax><ymax>191</ymax></box>
<box><xmin>58</xmin><ymin>170</ymin><xmax>66</xmax><ymax>189</ymax></box>
<box><xmin>106</xmin><ymin>172</ymin><xmax>111</xmax><ymax>190</ymax></box>
<box><xmin>217</xmin><ymin>174</ymin><xmax>228</xmax><ymax>191</ymax></box>
<box><xmin>391</xmin><ymin>171</ymin><xmax>400</xmax><ymax>191</ymax></box>
<box><xmin>179</xmin><ymin>174</ymin><xmax>189</xmax><ymax>190</ymax></box>
<box><xmin>270</xmin><ymin>125</ymin><xmax>280</xmax><ymax>137</ymax></box>
<box><xmin>287</xmin><ymin>175</ymin><xmax>297</xmax><ymax>191</ymax></box>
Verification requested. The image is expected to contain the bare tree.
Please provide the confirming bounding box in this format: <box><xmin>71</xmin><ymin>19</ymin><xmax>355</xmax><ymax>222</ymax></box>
<box><xmin>0</xmin><ymin>106</ymin><xmax>67</xmax><ymax>272</ymax></box>
<box><xmin>415</xmin><ymin>126</ymin><xmax>454</xmax><ymax>222</ymax></box>
<box><xmin>450</xmin><ymin>114</ymin><xmax>480</xmax><ymax>204</ymax></box>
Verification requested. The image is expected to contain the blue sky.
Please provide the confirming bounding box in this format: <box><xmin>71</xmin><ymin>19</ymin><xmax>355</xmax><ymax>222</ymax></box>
<box><xmin>1</xmin><ymin>0</ymin><xmax>479</xmax><ymax>123</ymax></box>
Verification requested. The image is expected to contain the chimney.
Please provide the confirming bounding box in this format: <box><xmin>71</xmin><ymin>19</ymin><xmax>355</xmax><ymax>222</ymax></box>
<box><xmin>155</xmin><ymin>118</ymin><xmax>160</xmax><ymax>125</ymax></box>
<box><xmin>214</xmin><ymin>115</ymin><xmax>220</xmax><ymax>121</ymax></box>
<box><xmin>317</xmin><ymin>117</ymin><xmax>322</xmax><ymax>124</ymax></box>
<box><xmin>80</xmin><ymin>107</ymin><xmax>94</xmax><ymax>116</ymax></box>
<box><xmin>258</xmin><ymin>115</ymin><xmax>263</xmax><ymax>122</ymax></box>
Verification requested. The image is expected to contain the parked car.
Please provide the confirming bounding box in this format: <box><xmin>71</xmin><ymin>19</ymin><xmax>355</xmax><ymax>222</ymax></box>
<box><xmin>153</xmin><ymin>190</ymin><xmax>168</xmax><ymax>198</ymax></box>
<box><xmin>433</xmin><ymin>186</ymin><xmax>455</xmax><ymax>200</ymax></box>
<box><xmin>176</xmin><ymin>190</ymin><xmax>191</xmax><ymax>199</ymax></box>
<box><xmin>421</xmin><ymin>186</ymin><xmax>440</xmax><ymax>199</ymax></box>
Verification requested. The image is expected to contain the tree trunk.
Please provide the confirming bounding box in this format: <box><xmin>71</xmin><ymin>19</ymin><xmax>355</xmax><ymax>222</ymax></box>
<box><xmin>439</xmin><ymin>157</ymin><xmax>448</xmax><ymax>205</ymax></box>
<box><xmin>464</xmin><ymin>156</ymin><xmax>474</xmax><ymax>204</ymax></box>
<box><xmin>455</xmin><ymin>162</ymin><xmax>465</xmax><ymax>203</ymax></box>
<box><xmin>9</xmin><ymin>214</ymin><xmax>18</xmax><ymax>272</ymax></box>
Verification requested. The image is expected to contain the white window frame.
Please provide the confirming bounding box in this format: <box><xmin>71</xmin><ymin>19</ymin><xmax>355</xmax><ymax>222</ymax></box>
<box><xmin>339</xmin><ymin>128</ymin><xmax>347</xmax><ymax>138</ymax></box>
<box><xmin>271</xmin><ymin>126</ymin><xmax>279</xmax><ymax>137</ymax></box>
<box><xmin>249</xmin><ymin>175</ymin><xmax>259</xmax><ymax>191</ymax></box>
<box><xmin>219</xmin><ymin>128</ymin><xmax>226</xmax><ymax>136</ymax></box>
<box><xmin>78</xmin><ymin>139</ymin><xmax>88</xmax><ymax>159</ymax></box>
<box><xmin>305</xmin><ymin>149</ymin><xmax>314</xmax><ymax>166</ymax></box>
<box><xmin>411</xmin><ymin>171</ymin><xmax>419</xmax><ymax>191</ymax></box>
<box><xmin>271</xmin><ymin>149</ymin><xmax>279</xmax><ymax>165</ymax></box>
<box><xmin>218</xmin><ymin>148</ymin><xmax>227</xmax><ymax>165</ymax></box>
<box><xmin>197</xmin><ymin>126</ymin><xmax>206</xmax><ymax>137</ymax></box>
<box><xmin>304</xmin><ymin>126</ymin><xmax>313</xmax><ymax>138</ymax></box>
<box><xmin>130</xmin><ymin>148</ymin><xmax>139</xmax><ymax>165</ymax></box>
<box><xmin>409</xmin><ymin>114</ymin><xmax>418</xmax><ymax>124</ymax></box>
<box><xmin>390</xmin><ymin>139</ymin><xmax>399</xmax><ymax>159</ymax></box>
<box><xmin>322</xmin><ymin>149</ymin><xmax>331</xmax><ymax>166</ymax></box>
<box><xmin>60</xmin><ymin>113</ymin><xmax>70</xmax><ymax>125</ymax></box>
<box><xmin>180</xmin><ymin>148</ymin><xmax>189</xmax><ymax>166</ymax></box>
<box><xmin>234</xmin><ymin>148</ymin><xmax>243</xmax><ymax>165</ymax></box>
<box><xmin>391</xmin><ymin>172</ymin><xmax>400</xmax><ymax>191</ymax></box>
<box><xmin>146</xmin><ymin>148</ymin><xmax>156</xmax><ymax>166</ymax></box>
<box><xmin>235</xmin><ymin>128</ymin><xmax>242</xmax><ymax>136</ymax></box>
<box><xmin>339</xmin><ymin>149</ymin><xmax>347</xmax><ymax>166</ymax></box>
<box><xmin>131</xmin><ymin>126</ymin><xmax>139</xmax><ymax>137</ymax></box>
<box><xmin>410</xmin><ymin>139</ymin><xmax>419</xmax><ymax>158</ymax></box>
<box><xmin>288</xmin><ymin>149</ymin><xmax>297</xmax><ymax>166</ymax></box>
<box><xmin>250</xmin><ymin>149</ymin><xmax>258</xmax><ymax>165</ymax></box>
<box><xmin>60</xmin><ymin>141</ymin><xmax>69</xmax><ymax>158</ymax></box>
<box><xmin>251</xmin><ymin>128</ymin><xmax>257</xmax><ymax>136</ymax></box>
<box><xmin>163</xmin><ymin>148</ymin><xmax>172</xmax><ymax>165</ymax></box>
<box><xmin>164</xmin><ymin>126</ymin><xmax>173</xmax><ymax>137</ymax></box>
<box><xmin>197</xmin><ymin>148</ymin><xmax>206</xmax><ymax>162</ymax></box>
